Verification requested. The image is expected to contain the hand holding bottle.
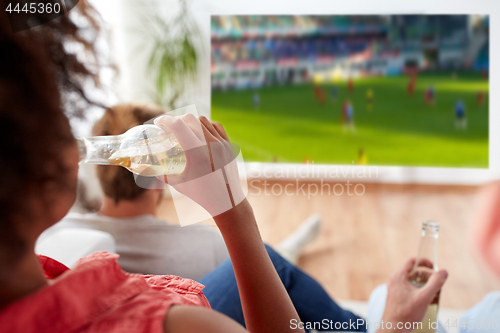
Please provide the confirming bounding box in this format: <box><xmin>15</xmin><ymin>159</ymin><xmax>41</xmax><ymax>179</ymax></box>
<box><xmin>154</xmin><ymin>114</ymin><xmax>245</xmax><ymax>217</ymax></box>
<box><xmin>379</xmin><ymin>258</ymin><xmax>448</xmax><ymax>333</ymax></box>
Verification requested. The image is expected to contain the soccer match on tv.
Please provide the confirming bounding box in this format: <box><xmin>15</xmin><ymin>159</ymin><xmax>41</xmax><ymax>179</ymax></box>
<box><xmin>211</xmin><ymin>15</ymin><xmax>489</xmax><ymax>168</ymax></box>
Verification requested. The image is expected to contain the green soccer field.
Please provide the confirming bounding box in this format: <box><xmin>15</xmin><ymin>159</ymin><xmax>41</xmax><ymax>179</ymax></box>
<box><xmin>211</xmin><ymin>72</ymin><xmax>489</xmax><ymax>168</ymax></box>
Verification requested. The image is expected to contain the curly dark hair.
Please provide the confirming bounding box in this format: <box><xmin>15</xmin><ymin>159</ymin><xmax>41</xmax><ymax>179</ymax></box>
<box><xmin>0</xmin><ymin>2</ymin><xmax>104</xmax><ymax>267</ymax></box>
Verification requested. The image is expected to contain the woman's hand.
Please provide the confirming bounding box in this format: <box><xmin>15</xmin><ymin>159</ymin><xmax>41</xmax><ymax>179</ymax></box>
<box><xmin>154</xmin><ymin>114</ymin><xmax>245</xmax><ymax>217</ymax></box>
<box><xmin>379</xmin><ymin>258</ymin><xmax>448</xmax><ymax>333</ymax></box>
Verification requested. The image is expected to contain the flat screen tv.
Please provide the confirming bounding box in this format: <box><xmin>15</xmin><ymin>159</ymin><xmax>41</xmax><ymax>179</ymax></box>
<box><xmin>210</xmin><ymin>15</ymin><xmax>489</xmax><ymax>170</ymax></box>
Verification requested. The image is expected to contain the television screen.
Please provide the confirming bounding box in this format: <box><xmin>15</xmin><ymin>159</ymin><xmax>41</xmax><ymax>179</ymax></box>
<box><xmin>210</xmin><ymin>15</ymin><xmax>489</xmax><ymax>168</ymax></box>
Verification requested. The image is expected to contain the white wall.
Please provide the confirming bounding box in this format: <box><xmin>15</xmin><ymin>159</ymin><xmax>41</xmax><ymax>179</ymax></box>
<box><xmin>92</xmin><ymin>0</ymin><xmax>499</xmax><ymax>185</ymax></box>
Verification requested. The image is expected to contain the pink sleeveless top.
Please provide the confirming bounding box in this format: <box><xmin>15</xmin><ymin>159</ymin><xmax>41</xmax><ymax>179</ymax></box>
<box><xmin>0</xmin><ymin>252</ymin><xmax>210</xmax><ymax>333</ymax></box>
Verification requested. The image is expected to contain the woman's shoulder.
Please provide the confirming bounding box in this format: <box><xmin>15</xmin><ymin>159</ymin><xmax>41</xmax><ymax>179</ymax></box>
<box><xmin>163</xmin><ymin>305</ymin><xmax>247</xmax><ymax>333</ymax></box>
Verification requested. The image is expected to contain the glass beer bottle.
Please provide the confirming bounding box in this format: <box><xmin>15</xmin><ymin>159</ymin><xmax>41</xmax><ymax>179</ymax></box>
<box><xmin>77</xmin><ymin>124</ymin><xmax>186</xmax><ymax>177</ymax></box>
<box><xmin>409</xmin><ymin>221</ymin><xmax>440</xmax><ymax>333</ymax></box>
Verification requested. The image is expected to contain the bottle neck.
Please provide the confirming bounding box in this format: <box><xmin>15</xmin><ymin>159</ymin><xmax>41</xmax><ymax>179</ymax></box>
<box><xmin>76</xmin><ymin>135</ymin><xmax>123</xmax><ymax>165</ymax></box>
<box><xmin>415</xmin><ymin>221</ymin><xmax>439</xmax><ymax>271</ymax></box>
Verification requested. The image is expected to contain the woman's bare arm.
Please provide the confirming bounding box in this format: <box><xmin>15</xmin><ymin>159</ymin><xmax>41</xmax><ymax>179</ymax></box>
<box><xmin>164</xmin><ymin>306</ymin><xmax>248</xmax><ymax>333</ymax></box>
<box><xmin>157</xmin><ymin>115</ymin><xmax>303</xmax><ymax>333</ymax></box>
<box><xmin>205</xmin><ymin>117</ymin><xmax>303</xmax><ymax>332</ymax></box>
<box><xmin>215</xmin><ymin>199</ymin><xmax>302</xmax><ymax>332</ymax></box>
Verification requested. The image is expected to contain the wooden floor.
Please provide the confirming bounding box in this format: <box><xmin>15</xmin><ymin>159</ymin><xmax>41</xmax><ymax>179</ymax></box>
<box><xmin>157</xmin><ymin>180</ymin><xmax>500</xmax><ymax>310</ymax></box>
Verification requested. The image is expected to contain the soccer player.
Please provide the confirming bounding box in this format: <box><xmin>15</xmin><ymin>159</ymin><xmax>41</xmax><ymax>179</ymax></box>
<box><xmin>366</xmin><ymin>88</ymin><xmax>374</xmax><ymax>111</ymax></box>
<box><xmin>318</xmin><ymin>88</ymin><xmax>326</xmax><ymax>106</ymax></box>
<box><xmin>313</xmin><ymin>84</ymin><xmax>320</xmax><ymax>102</ymax></box>
<box><xmin>425</xmin><ymin>85</ymin><xmax>435</xmax><ymax>106</ymax></box>
<box><xmin>455</xmin><ymin>99</ymin><xmax>467</xmax><ymax>130</ymax></box>
<box><xmin>407</xmin><ymin>76</ymin><xmax>416</xmax><ymax>96</ymax></box>
<box><xmin>341</xmin><ymin>101</ymin><xmax>347</xmax><ymax>125</ymax></box>
<box><xmin>253</xmin><ymin>91</ymin><xmax>260</xmax><ymax>110</ymax></box>
<box><xmin>343</xmin><ymin>100</ymin><xmax>355</xmax><ymax>132</ymax></box>
<box><xmin>356</xmin><ymin>148</ymin><xmax>368</xmax><ymax>165</ymax></box>
<box><xmin>331</xmin><ymin>86</ymin><xmax>338</xmax><ymax>102</ymax></box>
<box><xmin>477</xmin><ymin>91</ymin><xmax>485</xmax><ymax>108</ymax></box>
<box><xmin>348</xmin><ymin>77</ymin><xmax>354</xmax><ymax>93</ymax></box>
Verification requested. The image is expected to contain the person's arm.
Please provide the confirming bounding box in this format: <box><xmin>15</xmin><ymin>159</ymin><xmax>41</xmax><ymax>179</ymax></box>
<box><xmin>377</xmin><ymin>258</ymin><xmax>448</xmax><ymax>333</ymax></box>
<box><xmin>215</xmin><ymin>199</ymin><xmax>301</xmax><ymax>332</ymax></box>
<box><xmin>156</xmin><ymin>115</ymin><xmax>303</xmax><ymax>333</ymax></box>
<box><xmin>164</xmin><ymin>305</ymin><xmax>248</xmax><ymax>333</ymax></box>
<box><xmin>204</xmin><ymin>117</ymin><xmax>302</xmax><ymax>332</ymax></box>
